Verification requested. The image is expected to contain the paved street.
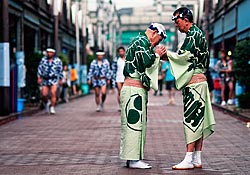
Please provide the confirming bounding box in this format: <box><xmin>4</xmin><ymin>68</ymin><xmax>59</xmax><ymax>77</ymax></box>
<box><xmin>0</xmin><ymin>89</ymin><xmax>249</xmax><ymax>175</ymax></box>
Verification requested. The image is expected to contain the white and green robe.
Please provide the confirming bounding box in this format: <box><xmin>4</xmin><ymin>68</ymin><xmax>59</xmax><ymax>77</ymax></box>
<box><xmin>120</xmin><ymin>33</ymin><xmax>159</xmax><ymax>160</ymax></box>
<box><xmin>167</xmin><ymin>24</ymin><xmax>216</xmax><ymax>144</ymax></box>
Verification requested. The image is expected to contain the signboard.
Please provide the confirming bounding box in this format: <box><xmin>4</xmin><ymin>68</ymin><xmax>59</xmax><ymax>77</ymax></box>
<box><xmin>0</xmin><ymin>43</ymin><xmax>10</xmax><ymax>87</ymax></box>
<box><xmin>16</xmin><ymin>51</ymin><xmax>26</xmax><ymax>88</ymax></box>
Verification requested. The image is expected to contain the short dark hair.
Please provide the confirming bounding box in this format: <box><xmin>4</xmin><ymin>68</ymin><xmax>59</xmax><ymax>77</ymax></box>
<box><xmin>220</xmin><ymin>49</ymin><xmax>226</xmax><ymax>54</ymax></box>
<box><xmin>117</xmin><ymin>46</ymin><xmax>125</xmax><ymax>52</ymax></box>
<box><xmin>173</xmin><ymin>7</ymin><xmax>193</xmax><ymax>23</ymax></box>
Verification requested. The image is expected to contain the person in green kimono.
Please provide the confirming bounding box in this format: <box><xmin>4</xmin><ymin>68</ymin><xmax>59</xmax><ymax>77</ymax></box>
<box><xmin>166</xmin><ymin>7</ymin><xmax>216</xmax><ymax>170</ymax></box>
<box><xmin>120</xmin><ymin>23</ymin><xmax>167</xmax><ymax>169</ymax></box>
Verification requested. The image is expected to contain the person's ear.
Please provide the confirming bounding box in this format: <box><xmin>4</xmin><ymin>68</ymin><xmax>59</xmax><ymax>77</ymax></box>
<box><xmin>153</xmin><ymin>30</ymin><xmax>157</xmax><ymax>35</ymax></box>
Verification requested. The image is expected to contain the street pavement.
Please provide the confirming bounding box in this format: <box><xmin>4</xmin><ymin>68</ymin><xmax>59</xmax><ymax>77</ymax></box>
<box><xmin>0</xmin><ymin>89</ymin><xmax>249</xmax><ymax>175</ymax></box>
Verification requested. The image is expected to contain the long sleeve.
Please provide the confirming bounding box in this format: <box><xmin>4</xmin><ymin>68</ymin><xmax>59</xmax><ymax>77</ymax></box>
<box><xmin>37</xmin><ymin>60</ymin><xmax>43</xmax><ymax>78</ymax></box>
<box><xmin>167</xmin><ymin>24</ymin><xmax>209</xmax><ymax>90</ymax></box>
<box><xmin>37</xmin><ymin>58</ymin><xmax>45</xmax><ymax>78</ymax></box>
<box><xmin>105</xmin><ymin>60</ymin><xmax>112</xmax><ymax>80</ymax></box>
<box><xmin>57</xmin><ymin>59</ymin><xmax>63</xmax><ymax>79</ymax></box>
<box><xmin>111</xmin><ymin>58</ymin><xmax>118</xmax><ymax>86</ymax></box>
<box><xmin>123</xmin><ymin>33</ymin><xmax>156</xmax><ymax>89</ymax></box>
<box><xmin>87</xmin><ymin>61</ymin><xmax>95</xmax><ymax>81</ymax></box>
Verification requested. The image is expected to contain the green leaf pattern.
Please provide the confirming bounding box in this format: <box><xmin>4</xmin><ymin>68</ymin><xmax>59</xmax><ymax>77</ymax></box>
<box><xmin>180</xmin><ymin>24</ymin><xmax>209</xmax><ymax>71</ymax></box>
<box><xmin>124</xmin><ymin>33</ymin><xmax>156</xmax><ymax>88</ymax></box>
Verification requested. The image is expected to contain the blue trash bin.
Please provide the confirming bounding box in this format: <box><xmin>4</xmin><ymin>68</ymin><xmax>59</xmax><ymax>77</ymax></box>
<box><xmin>17</xmin><ymin>98</ymin><xmax>25</xmax><ymax>112</ymax></box>
<box><xmin>81</xmin><ymin>84</ymin><xmax>89</xmax><ymax>95</ymax></box>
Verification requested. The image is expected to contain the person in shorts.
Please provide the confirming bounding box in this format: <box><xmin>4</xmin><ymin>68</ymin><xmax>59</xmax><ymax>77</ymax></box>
<box><xmin>37</xmin><ymin>48</ymin><xmax>63</xmax><ymax>114</ymax></box>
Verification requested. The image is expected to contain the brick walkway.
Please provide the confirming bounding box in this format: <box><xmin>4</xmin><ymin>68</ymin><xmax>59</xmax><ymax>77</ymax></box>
<box><xmin>0</xmin><ymin>89</ymin><xmax>249</xmax><ymax>175</ymax></box>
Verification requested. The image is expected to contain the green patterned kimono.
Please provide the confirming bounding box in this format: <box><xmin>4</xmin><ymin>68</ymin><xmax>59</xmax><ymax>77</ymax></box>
<box><xmin>120</xmin><ymin>33</ymin><xmax>159</xmax><ymax>160</ymax></box>
<box><xmin>167</xmin><ymin>24</ymin><xmax>216</xmax><ymax>144</ymax></box>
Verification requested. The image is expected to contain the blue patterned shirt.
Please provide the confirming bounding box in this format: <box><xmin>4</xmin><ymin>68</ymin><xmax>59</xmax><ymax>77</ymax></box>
<box><xmin>87</xmin><ymin>58</ymin><xmax>111</xmax><ymax>87</ymax></box>
<box><xmin>37</xmin><ymin>56</ymin><xmax>63</xmax><ymax>86</ymax></box>
<box><xmin>87</xmin><ymin>58</ymin><xmax>111</xmax><ymax>80</ymax></box>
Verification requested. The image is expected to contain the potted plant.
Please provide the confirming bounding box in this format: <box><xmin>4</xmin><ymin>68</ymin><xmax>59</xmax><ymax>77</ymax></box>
<box><xmin>232</xmin><ymin>39</ymin><xmax>250</xmax><ymax>109</ymax></box>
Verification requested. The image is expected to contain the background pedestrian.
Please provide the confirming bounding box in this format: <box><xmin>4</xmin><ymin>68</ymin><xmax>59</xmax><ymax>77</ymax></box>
<box><xmin>37</xmin><ymin>48</ymin><xmax>63</xmax><ymax>114</ymax></box>
<box><xmin>87</xmin><ymin>50</ymin><xmax>111</xmax><ymax>112</ymax></box>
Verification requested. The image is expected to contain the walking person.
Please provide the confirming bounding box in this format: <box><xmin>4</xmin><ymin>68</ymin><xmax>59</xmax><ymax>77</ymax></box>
<box><xmin>112</xmin><ymin>46</ymin><xmax>126</xmax><ymax>111</ymax></box>
<box><xmin>215</xmin><ymin>52</ymin><xmax>235</xmax><ymax>105</ymax></box>
<box><xmin>87</xmin><ymin>50</ymin><xmax>111</xmax><ymax>112</ymax></box>
<box><xmin>61</xmin><ymin>65</ymin><xmax>70</xmax><ymax>102</ymax></box>
<box><xmin>215</xmin><ymin>50</ymin><xmax>229</xmax><ymax>106</ymax></box>
<box><xmin>225</xmin><ymin>55</ymin><xmax>235</xmax><ymax>105</ymax></box>
<box><xmin>153</xmin><ymin>61</ymin><xmax>164</xmax><ymax>96</ymax></box>
<box><xmin>37</xmin><ymin>48</ymin><xmax>63</xmax><ymax>114</ymax></box>
<box><xmin>70</xmin><ymin>65</ymin><xmax>78</xmax><ymax>95</ymax></box>
<box><xmin>120</xmin><ymin>23</ymin><xmax>167</xmax><ymax>169</ymax></box>
<box><xmin>162</xmin><ymin>60</ymin><xmax>176</xmax><ymax>104</ymax></box>
<box><xmin>166</xmin><ymin>7</ymin><xmax>216</xmax><ymax>170</ymax></box>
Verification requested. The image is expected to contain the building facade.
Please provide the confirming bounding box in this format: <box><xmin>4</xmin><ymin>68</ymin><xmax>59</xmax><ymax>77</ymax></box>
<box><xmin>118</xmin><ymin>0</ymin><xmax>200</xmax><ymax>50</ymax></box>
<box><xmin>202</xmin><ymin>0</ymin><xmax>250</xmax><ymax>58</ymax></box>
<box><xmin>0</xmin><ymin>0</ymin><xmax>81</xmax><ymax>115</ymax></box>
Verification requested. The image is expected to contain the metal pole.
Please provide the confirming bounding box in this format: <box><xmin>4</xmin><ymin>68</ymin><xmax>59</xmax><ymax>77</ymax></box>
<box><xmin>54</xmin><ymin>15</ymin><xmax>59</xmax><ymax>52</ymax></box>
<box><xmin>0</xmin><ymin>0</ymin><xmax>10</xmax><ymax>116</ymax></box>
<box><xmin>205</xmin><ymin>0</ymin><xmax>210</xmax><ymax>45</ymax></box>
<box><xmin>82</xmin><ymin>0</ymin><xmax>87</xmax><ymax>65</ymax></box>
<box><xmin>2</xmin><ymin>0</ymin><xmax>8</xmax><ymax>42</ymax></box>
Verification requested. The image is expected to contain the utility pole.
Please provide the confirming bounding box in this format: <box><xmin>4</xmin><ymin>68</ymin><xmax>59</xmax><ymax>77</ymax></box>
<box><xmin>53</xmin><ymin>0</ymin><xmax>63</xmax><ymax>53</ymax></box>
<box><xmin>54</xmin><ymin>15</ymin><xmax>59</xmax><ymax>52</ymax></box>
<box><xmin>0</xmin><ymin>0</ymin><xmax>10</xmax><ymax>116</ymax></box>
<box><xmin>205</xmin><ymin>0</ymin><xmax>210</xmax><ymax>45</ymax></box>
<box><xmin>82</xmin><ymin>0</ymin><xmax>87</xmax><ymax>65</ymax></box>
<box><xmin>173</xmin><ymin>1</ymin><xmax>182</xmax><ymax>51</ymax></box>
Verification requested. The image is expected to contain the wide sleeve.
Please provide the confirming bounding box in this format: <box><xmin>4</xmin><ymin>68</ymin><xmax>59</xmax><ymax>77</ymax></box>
<box><xmin>134</xmin><ymin>39</ymin><xmax>156</xmax><ymax>88</ymax></box>
<box><xmin>87</xmin><ymin>61</ymin><xmax>95</xmax><ymax>81</ymax></box>
<box><xmin>105</xmin><ymin>60</ymin><xmax>112</xmax><ymax>80</ymax></box>
<box><xmin>145</xmin><ymin>55</ymin><xmax>160</xmax><ymax>91</ymax></box>
<box><xmin>167</xmin><ymin>49</ymin><xmax>195</xmax><ymax>90</ymax></box>
<box><xmin>58</xmin><ymin>59</ymin><xmax>63</xmax><ymax>79</ymax></box>
<box><xmin>37</xmin><ymin>59</ymin><xmax>43</xmax><ymax>78</ymax></box>
<box><xmin>167</xmin><ymin>28</ymin><xmax>208</xmax><ymax>90</ymax></box>
<box><xmin>111</xmin><ymin>58</ymin><xmax>118</xmax><ymax>86</ymax></box>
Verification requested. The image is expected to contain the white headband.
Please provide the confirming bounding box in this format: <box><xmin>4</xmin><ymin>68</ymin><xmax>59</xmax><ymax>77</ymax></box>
<box><xmin>148</xmin><ymin>23</ymin><xmax>167</xmax><ymax>39</ymax></box>
<box><xmin>46</xmin><ymin>48</ymin><xmax>56</xmax><ymax>53</ymax></box>
<box><xmin>96</xmin><ymin>52</ymin><xmax>105</xmax><ymax>55</ymax></box>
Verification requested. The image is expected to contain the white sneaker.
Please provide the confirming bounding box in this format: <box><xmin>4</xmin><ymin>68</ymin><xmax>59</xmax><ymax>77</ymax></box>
<box><xmin>96</xmin><ymin>105</ymin><xmax>101</xmax><ymax>112</ymax></box>
<box><xmin>101</xmin><ymin>103</ymin><xmax>104</xmax><ymax>110</ymax></box>
<box><xmin>50</xmin><ymin>106</ymin><xmax>56</xmax><ymax>114</ymax></box>
<box><xmin>227</xmin><ymin>99</ymin><xmax>234</xmax><ymax>105</ymax></box>
<box><xmin>127</xmin><ymin>160</ymin><xmax>152</xmax><ymax>169</ymax></box>
<box><xmin>221</xmin><ymin>101</ymin><xmax>227</xmax><ymax>106</ymax></box>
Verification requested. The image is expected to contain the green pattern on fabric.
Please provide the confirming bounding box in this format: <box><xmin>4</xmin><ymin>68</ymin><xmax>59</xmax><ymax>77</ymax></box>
<box><xmin>120</xmin><ymin>88</ymin><xmax>147</xmax><ymax>160</ymax></box>
<box><xmin>183</xmin><ymin>82</ymin><xmax>215</xmax><ymax>144</ymax></box>
<box><xmin>123</xmin><ymin>33</ymin><xmax>156</xmax><ymax>88</ymax></box>
<box><xmin>120</xmin><ymin>32</ymin><xmax>160</xmax><ymax>160</ymax></box>
<box><xmin>180</xmin><ymin>24</ymin><xmax>209</xmax><ymax>71</ymax></box>
<box><xmin>127</xmin><ymin>109</ymin><xmax>140</xmax><ymax>124</ymax></box>
<box><xmin>167</xmin><ymin>24</ymin><xmax>209</xmax><ymax>90</ymax></box>
<box><xmin>167</xmin><ymin>24</ymin><xmax>215</xmax><ymax>144</ymax></box>
<box><xmin>134</xmin><ymin>95</ymin><xmax>142</xmax><ymax>111</ymax></box>
<box><xmin>183</xmin><ymin>87</ymin><xmax>205</xmax><ymax>129</ymax></box>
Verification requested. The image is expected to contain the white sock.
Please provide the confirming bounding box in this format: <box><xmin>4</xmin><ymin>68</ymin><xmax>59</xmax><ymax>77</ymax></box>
<box><xmin>184</xmin><ymin>152</ymin><xmax>193</xmax><ymax>163</ymax></box>
<box><xmin>172</xmin><ymin>152</ymin><xmax>194</xmax><ymax>169</ymax></box>
<box><xmin>193</xmin><ymin>151</ymin><xmax>202</xmax><ymax>164</ymax></box>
